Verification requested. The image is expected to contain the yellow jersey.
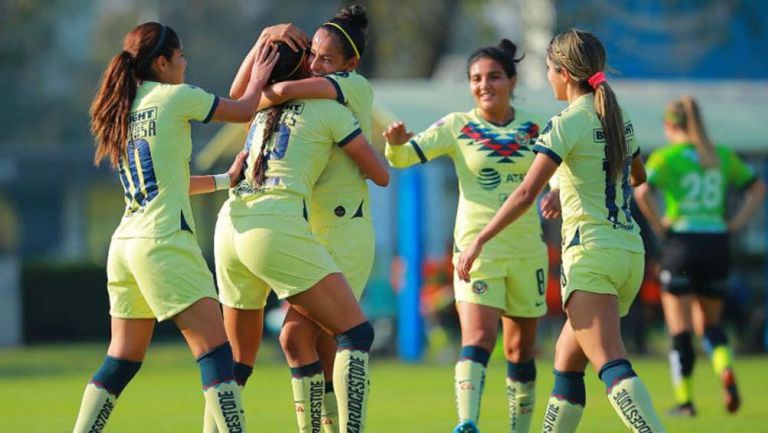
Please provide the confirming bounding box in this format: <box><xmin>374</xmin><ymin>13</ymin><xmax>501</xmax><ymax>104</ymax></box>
<box><xmin>113</xmin><ymin>81</ymin><xmax>218</xmax><ymax>238</ymax></box>
<box><xmin>533</xmin><ymin>93</ymin><xmax>643</xmax><ymax>253</ymax></box>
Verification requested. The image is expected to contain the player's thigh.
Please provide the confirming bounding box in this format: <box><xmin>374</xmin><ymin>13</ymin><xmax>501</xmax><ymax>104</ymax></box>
<box><xmin>456</xmin><ymin>302</ymin><xmax>502</xmax><ymax>351</ymax></box>
<box><xmin>107</xmin><ymin>317</ymin><xmax>156</xmax><ymax>361</ymax></box>
<box><xmin>314</xmin><ymin>219</ymin><xmax>375</xmax><ymax>299</ymax></box>
<box><xmin>503</xmin><ymin>253</ymin><xmax>549</xmax><ymax>318</ymax></box>
<box><xmin>287</xmin><ymin>272</ymin><xmax>365</xmax><ymax>336</ymax></box>
<box><xmin>565</xmin><ymin>290</ymin><xmax>628</xmax><ymax>371</ymax></box>
<box><xmin>174</xmin><ymin>297</ymin><xmax>228</xmax><ymax>358</ymax></box>
<box><xmin>126</xmin><ymin>231</ymin><xmax>218</xmax><ymax>322</ymax></box>
<box><xmin>215</xmin><ymin>215</ymin><xmax>271</xmax><ymax>310</ymax></box>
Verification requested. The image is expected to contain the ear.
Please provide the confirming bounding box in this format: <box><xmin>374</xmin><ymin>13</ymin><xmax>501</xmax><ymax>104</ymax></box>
<box><xmin>343</xmin><ymin>56</ymin><xmax>359</xmax><ymax>71</ymax></box>
<box><xmin>560</xmin><ymin>68</ymin><xmax>573</xmax><ymax>84</ymax></box>
<box><xmin>152</xmin><ymin>55</ymin><xmax>169</xmax><ymax>74</ymax></box>
<box><xmin>508</xmin><ymin>75</ymin><xmax>517</xmax><ymax>88</ymax></box>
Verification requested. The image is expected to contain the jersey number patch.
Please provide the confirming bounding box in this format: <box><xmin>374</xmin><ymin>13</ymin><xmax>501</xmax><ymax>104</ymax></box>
<box><xmin>118</xmin><ymin>139</ymin><xmax>158</xmax><ymax>212</ymax></box>
<box><xmin>680</xmin><ymin>171</ymin><xmax>723</xmax><ymax>211</ymax></box>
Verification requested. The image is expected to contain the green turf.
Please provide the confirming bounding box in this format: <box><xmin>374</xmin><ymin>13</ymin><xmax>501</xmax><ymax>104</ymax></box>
<box><xmin>1</xmin><ymin>342</ymin><xmax>766</xmax><ymax>432</ymax></box>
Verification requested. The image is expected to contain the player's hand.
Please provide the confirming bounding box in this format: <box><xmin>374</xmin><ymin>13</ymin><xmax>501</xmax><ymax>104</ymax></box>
<box><xmin>227</xmin><ymin>150</ymin><xmax>249</xmax><ymax>187</ymax></box>
<box><xmin>250</xmin><ymin>41</ymin><xmax>280</xmax><ymax>86</ymax></box>
<box><xmin>456</xmin><ymin>240</ymin><xmax>483</xmax><ymax>283</ymax></box>
<box><xmin>540</xmin><ymin>189</ymin><xmax>561</xmax><ymax>219</ymax></box>
<box><xmin>258</xmin><ymin>23</ymin><xmax>309</xmax><ymax>52</ymax></box>
<box><xmin>382</xmin><ymin>121</ymin><xmax>414</xmax><ymax>146</ymax></box>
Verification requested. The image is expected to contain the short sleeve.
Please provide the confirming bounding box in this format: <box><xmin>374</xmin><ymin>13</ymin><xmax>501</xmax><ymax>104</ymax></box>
<box><xmin>626</xmin><ymin>121</ymin><xmax>640</xmax><ymax>158</ymax></box>
<box><xmin>385</xmin><ymin>114</ymin><xmax>457</xmax><ymax>168</ymax></box>
<box><xmin>325</xmin><ymin>104</ymin><xmax>362</xmax><ymax>147</ymax></box>
<box><xmin>645</xmin><ymin>149</ymin><xmax>667</xmax><ymax>187</ymax></box>
<box><xmin>325</xmin><ymin>72</ymin><xmax>374</xmax><ymax>141</ymax></box>
<box><xmin>172</xmin><ymin>84</ymin><xmax>218</xmax><ymax>123</ymax></box>
<box><xmin>724</xmin><ymin>148</ymin><xmax>757</xmax><ymax>189</ymax></box>
<box><xmin>532</xmin><ymin>115</ymin><xmax>574</xmax><ymax>165</ymax></box>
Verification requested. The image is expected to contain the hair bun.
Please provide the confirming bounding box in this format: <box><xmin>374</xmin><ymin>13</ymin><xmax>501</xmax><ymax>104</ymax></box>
<box><xmin>498</xmin><ymin>39</ymin><xmax>518</xmax><ymax>59</ymax></box>
<box><xmin>336</xmin><ymin>4</ymin><xmax>368</xmax><ymax>29</ymax></box>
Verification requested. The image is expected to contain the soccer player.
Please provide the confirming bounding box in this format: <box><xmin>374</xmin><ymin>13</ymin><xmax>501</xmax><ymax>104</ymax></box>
<box><xmin>384</xmin><ymin>39</ymin><xmax>547</xmax><ymax>433</ymax></box>
<box><xmin>456</xmin><ymin>29</ymin><xmax>667</xmax><ymax>433</ymax></box>
<box><xmin>73</xmin><ymin>22</ymin><xmax>279</xmax><ymax>433</ymax></box>
<box><xmin>214</xmin><ymin>41</ymin><xmax>388</xmax><ymax>433</ymax></box>
<box><xmin>252</xmin><ymin>7</ymin><xmax>377</xmax><ymax>433</ymax></box>
<box><xmin>634</xmin><ymin>96</ymin><xmax>765</xmax><ymax>416</ymax></box>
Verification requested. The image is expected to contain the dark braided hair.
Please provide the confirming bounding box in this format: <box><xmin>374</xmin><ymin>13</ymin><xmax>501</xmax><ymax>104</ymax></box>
<box><xmin>250</xmin><ymin>42</ymin><xmax>307</xmax><ymax>188</ymax></box>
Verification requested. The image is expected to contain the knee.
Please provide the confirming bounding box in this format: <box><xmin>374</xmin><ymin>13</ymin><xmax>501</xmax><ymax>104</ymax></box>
<box><xmin>92</xmin><ymin>356</ymin><xmax>142</xmax><ymax>397</ymax></box>
<box><xmin>279</xmin><ymin>326</ymin><xmax>305</xmax><ymax>360</ymax></box>
<box><xmin>336</xmin><ymin>321</ymin><xmax>374</xmax><ymax>353</ymax></box>
<box><xmin>504</xmin><ymin>340</ymin><xmax>535</xmax><ymax>363</ymax></box>
<box><xmin>462</xmin><ymin>327</ymin><xmax>497</xmax><ymax>351</ymax></box>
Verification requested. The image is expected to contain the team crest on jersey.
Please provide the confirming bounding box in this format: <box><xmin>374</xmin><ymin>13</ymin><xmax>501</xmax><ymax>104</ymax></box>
<box><xmin>471</xmin><ymin>280</ymin><xmax>488</xmax><ymax>295</ymax></box>
<box><xmin>459</xmin><ymin>121</ymin><xmax>539</xmax><ymax>163</ymax></box>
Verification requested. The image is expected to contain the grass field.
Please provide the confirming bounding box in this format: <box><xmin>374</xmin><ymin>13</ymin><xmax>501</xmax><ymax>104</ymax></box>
<box><xmin>1</xmin><ymin>342</ymin><xmax>766</xmax><ymax>433</ymax></box>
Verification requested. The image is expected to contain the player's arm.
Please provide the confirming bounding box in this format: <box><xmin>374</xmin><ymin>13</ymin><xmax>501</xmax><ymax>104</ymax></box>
<box><xmin>630</xmin><ymin>152</ymin><xmax>646</xmax><ymax>186</ymax></box>
<box><xmin>633</xmin><ymin>183</ymin><xmax>666</xmax><ymax>237</ymax></box>
<box><xmin>342</xmin><ymin>134</ymin><xmax>390</xmax><ymax>187</ymax></box>
<box><xmin>258</xmin><ymin>78</ymin><xmax>338</xmax><ymax>110</ymax></box>
<box><xmin>728</xmin><ymin>177</ymin><xmax>766</xmax><ymax>232</ymax></box>
<box><xmin>211</xmin><ymin>42</ymin><xmax>279</xmax><ymax>123</ymax></box>
<box><xmin>230</xmin><ymin>24</ymin><xmax>309</xmax><ymax>100</ymax></box>
<box><xmin>189</xmin><ymin>151</ymin><xmax>248</xmax><ymax>195</ymax></box>
<box><xmin>456</xmin><ymin>153</ymin><xmax>557</xmax><ymax>282</ymax></box>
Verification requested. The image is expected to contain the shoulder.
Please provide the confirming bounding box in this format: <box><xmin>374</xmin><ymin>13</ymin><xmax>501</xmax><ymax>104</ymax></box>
<box><xmin>327</xmin><ymin>71</ymin><xmax>371</xmax><ymax>90</ymax></box>
<box><xmin>302</xmin><ymin>98</ymin><xmax>354</xmax><ymax>118</ymax></box>
<box><xmin>542</xmin><ymin>104</ymin><xmax>587</xmax><ymax>137</ymax></box>
<box><xmin>715</xmin><ymin>144</ymin><xmax>736</xmax><ymax>158</ymax></box>
<box><xmin>421</xmin><ymin>111</ymin><xmax>467</xmax><ymax>135</ymax></box>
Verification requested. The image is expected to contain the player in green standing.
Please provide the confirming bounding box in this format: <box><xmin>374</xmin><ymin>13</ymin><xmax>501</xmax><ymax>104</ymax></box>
<box><xmin>634</xmin><ymin>96</ymin><xmax>765</xmax><ymax>416</ymax></box>
<box><xmin>384</xmin><ymin>39</ymin><xmax>547</xmax><ymax>433</ymax></box>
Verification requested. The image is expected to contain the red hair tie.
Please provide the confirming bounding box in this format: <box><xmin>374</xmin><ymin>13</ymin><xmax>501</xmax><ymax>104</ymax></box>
<box><xmin>587</xmin><ymin>71</ymin><xmax>606</xmax><ymax>89</ymax></box>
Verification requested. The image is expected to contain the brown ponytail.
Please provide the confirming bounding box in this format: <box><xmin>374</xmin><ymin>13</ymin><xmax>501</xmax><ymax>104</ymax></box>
<box><xmin>90</xmin><ymin>22</ymin><xmax>180</xmax><ymax>169</ymax></box>
<box><xmin>594</xmin><ymin>82</ymin><xmax>627</xmax><ymax>182</ymax></box>
<box><xmin>547</xmin><ymin>29</ymin><xmax>627</xmax><ymax>182</ymax></box>
<box><xmin>666</xmin><ymin>96</ymin><xmax>718</xmax><ymax>168</ymax></box>
<box><xmin>91</xmin><ymin>51</ymin><xmax>136</xmax><ymax>168</ymax></box>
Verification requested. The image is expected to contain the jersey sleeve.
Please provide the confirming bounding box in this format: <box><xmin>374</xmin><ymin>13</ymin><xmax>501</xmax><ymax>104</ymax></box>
<box><xmin>626</xmin><ymin>120</ymin><xmax>640</xmax><ymax>158</ymax></box>
<box><xmin>532</xmin><ymin>114</ymin><xmax>575</xmax><ymax>165</ymax></box>
<box><xmin>385</xmin><ymin>114</ymin><xmax>457</xmax><ymax>168</ymax></box>
<box><xmin>724</xmin><ymin>148</ymin><xmax>757</xmax><ymax>189</ymax></box>
<box><xmin>645</xmin><ymin>149</ymin><xmax>669</xmax><ymax>187</ymax></box>
<box><xmin>325</xmin><ymin>72</ymin><xmax>374</xmax><ymax>140</ymax></box>
<box><xmin>324</xmin><ymin>103</ymin><xmax>363</xmax><ymax>147</ymax></box>
<box><xmin>172</xmin><ymin>84</ymin><xmax>219</xmax><ymax>123</ymax></box>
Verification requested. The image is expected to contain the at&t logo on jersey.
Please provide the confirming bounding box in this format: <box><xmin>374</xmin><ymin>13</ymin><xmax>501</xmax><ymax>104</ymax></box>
<box><xmin>477</xmin><ymin>168</ymin><xmax>502</xmax><ymax>190</ymax></box>
<box><xmin>459</xmin><ymin>121</ymin><xmax>538</xmax><ymax>163</ymax></box>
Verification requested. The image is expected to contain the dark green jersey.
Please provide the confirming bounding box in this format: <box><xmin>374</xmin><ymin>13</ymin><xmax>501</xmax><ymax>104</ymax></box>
<box><xmin>646</xmin><ymin>143</ymin><xmax>757</xmax><ymax>232</ymax></box>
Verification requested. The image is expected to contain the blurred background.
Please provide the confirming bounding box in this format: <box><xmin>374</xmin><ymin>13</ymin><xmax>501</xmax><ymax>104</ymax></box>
<box><xmin>1</xmin><ymin>0</ymin><xmax>767</xmax><ymax>364</ymax></box>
